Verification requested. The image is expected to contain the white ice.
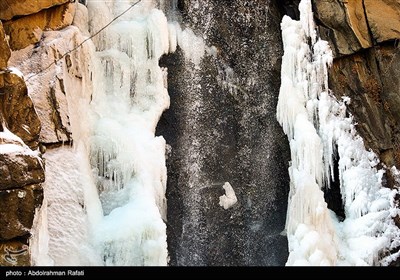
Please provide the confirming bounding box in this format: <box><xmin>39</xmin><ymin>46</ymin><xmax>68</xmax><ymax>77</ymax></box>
<box><xmin>83</xmin><ymin>0</ymin><xmax>174</xmax><ymax>265</ymax></box>
<box><xmin>278</xmin><ymin>0</ymin><xmax>400</xmax><ymax>266</ymax></box>
<box><xmin>11</xmin><ymin>0</ymin><xmax>211</xmax><ymax>266</ymax></box>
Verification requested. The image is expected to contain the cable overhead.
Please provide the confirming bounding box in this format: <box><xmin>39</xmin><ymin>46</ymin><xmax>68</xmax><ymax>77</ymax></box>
<box><xmin>25</xmin><ymin>0</ymin><xmax>142</xmax><ymax>81</ymax></box>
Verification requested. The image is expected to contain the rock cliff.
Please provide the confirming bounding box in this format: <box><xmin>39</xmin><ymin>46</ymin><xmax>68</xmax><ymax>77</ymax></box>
<box><xmin>0</xmin><ymin>0</ymin><xmax>80</xmax><ymax>266</ymax></box>
<box><xmin>159</xmin><ymin>0</ymin><xmax>291</xmax><ymax>266</ymax></box>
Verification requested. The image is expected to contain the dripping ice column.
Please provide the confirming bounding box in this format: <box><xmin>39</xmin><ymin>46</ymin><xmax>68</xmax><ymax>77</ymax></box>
<box><xmin>86</xmin><ymin>0</ymin><xmax>170</xmax><ymax>265</ymax></box>
<box><xmin>276</xmin><ymin>0</ymin><xmax>338</xmax><ymax>265</ymax></box>
<box><xmin>277</xmin><ymin>0</ymin><xmax>400</xmax><ymax>266</ymax></box>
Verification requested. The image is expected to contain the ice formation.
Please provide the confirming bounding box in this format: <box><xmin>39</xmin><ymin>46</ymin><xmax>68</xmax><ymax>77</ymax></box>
<box><xmin>277</xmin><ymin>0</ymin><xmax>400</xmax><ymax>266</ymax></box>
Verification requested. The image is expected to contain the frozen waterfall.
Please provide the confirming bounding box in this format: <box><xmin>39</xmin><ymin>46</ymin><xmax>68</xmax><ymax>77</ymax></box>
<box><xmin>277</xmin><ymin>0</ymin><xmax>400</xmax><ymax>266</ymax></box>
<box><xmin>23</xmin><ymin>0</ymin><xmax>210</xmax><ymax>266</ymax></box>
<box><xmin>83</xmin><ymin>0</ymin><xmax>172</xmax><ymax>265</ymax></box>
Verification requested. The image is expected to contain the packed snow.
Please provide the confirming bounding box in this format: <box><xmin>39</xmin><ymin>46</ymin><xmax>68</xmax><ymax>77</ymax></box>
<box><xmin>0</xmin><ymin>128</ymin><xmax>41</xmax><ymax>158</ymax></box>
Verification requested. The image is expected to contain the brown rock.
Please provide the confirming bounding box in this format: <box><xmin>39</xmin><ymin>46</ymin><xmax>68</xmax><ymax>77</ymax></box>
<box><xmin>0</xmin><ymin>184</ymin><xmax>43</xmax><ymax>240</ymax></box>
<box><xmin>374</xmin><ymin>44</ymin><xmax>400</xmax><ymax>167</ymax></box>
<box><xmin>0</xmin><ymin>21</ymin><xmax>10</xmax><ymax>69</ymax></box>
<box><xmin>312</xmin><ymin>0</ymin><xmax>372</xmax><ymax>56</ymax></box>
<box><xmin>7</xmin><ymin>27</ymin><xmax>88</xmax><ymax>145</ymax></box>
<box><xmin>313</xmin><ymin>0</ymin><xmax>400</xmax><ymax>56</ymax></box>
<box><xmin>0</xmin><ymin>0</ymin><xmax>70</xmax><ymax>21</ymax></box>
<box><xmin>329</xmin><ymin>50</ymin><xmax>392</xmax><ymax>154</ymax></box>
<box><xmin>0</xmin><ymin>21</ymin><xmax>10</xmax><ymax>88</ymax></box>
<box><xmin>364</xmin><ymin>0</ymin><xmax>400</xmax><ymax>43</ymax></box>
<box><xmin>328</xmin><ymin>44</ymin><xmax>400</xmax><ymax>169</ymax></box>
<box><xmin>1</xmin><ymin>73</ymin><xmax>41</xmax><ymax>150</ymax></box>
<box><xmin>344</xmin><ymin>1</ymin><xmax>371</xmax><ymax>48</ymax></box>
<box><xmin>0</xmin><ymin>152</ymin><xmax>45</xmax><ymax>190</ymax></box>
<box><xmin>0</xmin><ymin>239</ymin><xmax>30</xmax><ymax>266</ymax></box>
<box><xmin>375</xmin><ymin>44</ymin><xmax>400</xmax><ymax>127</ymax></box>
<box><xmin>3</xmin><ymin>3</ymin><xmax>76</xmax><ymax>50</ymax></box>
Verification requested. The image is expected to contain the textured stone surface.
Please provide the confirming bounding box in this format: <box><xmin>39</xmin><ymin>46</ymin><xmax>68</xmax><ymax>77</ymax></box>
<box><xmin>1</xmin><ymin>73</ymin><xmax>41</xmax><ymax>150</ymax></box>
<box><xmin>0</xmin><ymin>240</ymin><xmax>30</xmax><ymax>266</ymax></box>
<box><xmin>313</xmin><ymin>0</ymin><xmax>400</xmax><ymax>56</ymax></box>
<box><xmin>159</xmin><ymin>0</ymin><xmax>290</xmax><ymax>266</ymax></box>
<box><xmin>0</xmin><ymin>184</ymin><xmax>43</xmax><ymax>240</ymax></box>
<box><xmin>312</xmin><ymin>0</ymin><xmax>372</xmax><ymax>56</ymax></box>
<box><xmin>311</xmin><ymin>0</ymin><xmax>400</xmax><ymax>169</ymax></box>
<box><xmin>0</xmin><ymin>21</ymin><xmax>10</xmax><ymax>88</ymax></box>
<box><xmin>7</xmin><ymin>27</ymin><xmax>89</xmax><ymax>145</ymax></box>
<box><xmin>374</xmin><ymin>44</ymin><xmax>400</xmax><ymax>168</ymax></box>
<box><xmin>364</xmin><ymin>0</ymin><xmax>400</xmax><ymax>43</ymax></box>
<box><xmin>3</xmin><ymin>3</ymin><xmax>76</xmax><ymax>50</ymax></box>
<box><xmin>0</xmin><ymin>0</ymin><xmax>70</xmax><ymax>21</ymax></box>
<box><xmin>324</xmin><ymin>19</ymin><xmax>400</xmax><ymax>169</ymax></box>
<box><xmin>0</xmin><ymin>152</ymin><xmax>45</xmax><ymax>190</ymax></box>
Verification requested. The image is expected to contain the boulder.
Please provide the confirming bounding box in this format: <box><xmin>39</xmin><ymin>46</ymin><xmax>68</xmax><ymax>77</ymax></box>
<box><xmin>312</xmin><ymin>0</ymin><xmax>372</xmax><ymax>56</ymax></box>
<box><xmin>0</xmin><ymin>184</ymin><xmax>43</xmax><ymax>240</ymax></box>
<box><xmin>312</xmin><ymin>0</ymin><xmax>400</xmax><ymax>56</ymax></box>
<box><xmin>1</xmin><ymin>73</ymin><xmax>41</xmax><ymax>150</ymax></box>
<box><xmin>0</xmin><ymin>152</ymin><xmax>45</xmax><ymax>190</ymax></box>
<box><xmin>3</xmin><ymin>3</ymin><xmax>76</xmax><ymax>50</ymax></box>
<box><xmin>0</xmin><ymin>0</ymin><xmax>70</xmax><ymax>21</ymax></box>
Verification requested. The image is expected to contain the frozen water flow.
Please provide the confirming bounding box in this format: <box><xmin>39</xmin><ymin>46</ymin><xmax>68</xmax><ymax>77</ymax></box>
<box><xmin>278</xmin><ymin>0</ymin><xmax>400</xmax><ymax>266</ymax></box>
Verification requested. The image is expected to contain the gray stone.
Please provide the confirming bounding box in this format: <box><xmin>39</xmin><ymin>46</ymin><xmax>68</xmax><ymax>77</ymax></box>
<box><xmin>159</xmin><ymin>0</ymin><xmax>290</xmax><ymax>266</ymax></box>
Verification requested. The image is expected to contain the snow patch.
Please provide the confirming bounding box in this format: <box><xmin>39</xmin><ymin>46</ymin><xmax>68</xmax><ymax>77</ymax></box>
<box><xmin>8</xmin><ymin>67</ymin><xmax>24</xmax><ymax>78</ymax></box>
<box><xmin>219</xmin><ymin>182</ymin><xmax>238</xmax><ymax>210</ymax></box>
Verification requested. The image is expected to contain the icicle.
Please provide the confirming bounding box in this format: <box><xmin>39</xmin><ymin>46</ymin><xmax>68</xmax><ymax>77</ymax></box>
<box><xmin>84</xmin><ymin>0</ymin><xmax>171</xmax><ymax>266</ymax></box>
<box><xmin>279</xmin><ymin>0</ymin><xmax>400</xmax><ymax>266</ymax></box>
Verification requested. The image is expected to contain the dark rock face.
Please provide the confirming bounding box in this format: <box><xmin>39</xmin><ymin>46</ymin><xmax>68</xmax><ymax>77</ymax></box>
<box><xmin>159</xmin><ymin>0</ymin><xmax>290</xmax><ymax>266</ymax></box>
<box><xmin>328</xmin><ymin>45</ymin><xmax>400</xmax><ymax>168</ymax></box>
<box><xmin>278</xmin><ymin>0</ymin><xmax>301</xmax><ymax>20</ymax></box>
<box><xmin>0</xmin><ymin>184</ymin><xmax>43</xmax><ymax>240</ymax></box>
